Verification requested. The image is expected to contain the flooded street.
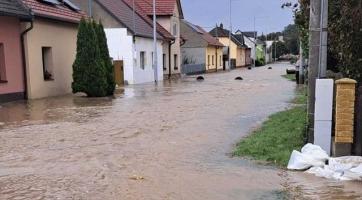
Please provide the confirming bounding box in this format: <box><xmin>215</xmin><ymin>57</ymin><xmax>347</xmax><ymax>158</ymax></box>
<box><xmin>0</xmin><ymin>62</ymin><xmax>361</xmax><ymax>200</ymax></box>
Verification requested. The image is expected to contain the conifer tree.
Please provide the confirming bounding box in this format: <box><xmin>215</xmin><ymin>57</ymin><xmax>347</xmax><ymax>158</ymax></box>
<box><xmin>72</xmin><ymin>19</ymin><xmax>108</xmax><ymax>97</ymax></box>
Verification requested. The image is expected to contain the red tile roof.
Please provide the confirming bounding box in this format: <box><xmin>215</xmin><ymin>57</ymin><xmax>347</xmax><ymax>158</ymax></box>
<box><xmin>22</xmin><ymin>0</ymin><xmax>85</xmax><ymax>23</ymax></box>
<box><xmin>134</xmin><ymin>0</ymin><xmax>183</xmax><ymax>18</ymax></box>
<box><xmin>122</xmin><ymin>0</ymin><xmax>174</xmax><ymax>40</ymax></box>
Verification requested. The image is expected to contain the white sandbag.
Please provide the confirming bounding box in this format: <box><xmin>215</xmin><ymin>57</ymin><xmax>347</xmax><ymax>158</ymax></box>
<box><xmin>350</xmin><ymin>164</ymin><xmax>362</xmax><ymax>175</ymax></box>
<box><xmin>306</xmin><ymin>166</ymin><xmax>336</xmax><ymax>179</ymax></box>
<box><xmin>301</xmin><ymin>143</ymin><xmax>329</xmax><ymax>162</ymax></box>
<box><xmin>287</xmin><ymin>150</ymin><xmax>325</xmax><ymax>170</ymax></box>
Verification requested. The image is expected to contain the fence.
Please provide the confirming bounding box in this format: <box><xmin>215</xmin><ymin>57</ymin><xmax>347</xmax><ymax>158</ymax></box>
<box><xmin>181</xmin><ymin>64</ymin><xmax>206</xmax><ymax>75</ymax></box>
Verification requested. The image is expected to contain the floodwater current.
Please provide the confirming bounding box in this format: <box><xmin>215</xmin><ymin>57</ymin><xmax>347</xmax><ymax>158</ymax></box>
<box><xmin>0</xmin><ymin>63</ymin><xmax>361</xmax><ymax>199</ymax></box>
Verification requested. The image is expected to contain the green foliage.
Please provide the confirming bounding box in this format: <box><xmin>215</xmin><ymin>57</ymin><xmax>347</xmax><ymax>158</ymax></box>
<box><xmin>272</xmin><ymin>41</ymin><xmax>289</xmax><ymax>59</ymax></box>
<box><xmin>255</xmin><ymin>58</ymin><xmax>265</xmax><ymax>66</ymax></box>
<box><xmin>72</xmin><ymin>18</ymin><xmax>113</xmax><ymax>97</ymax></box>
<box><xmin>233</xmin><ymin>87</ymin><xmax>307</xmax><ymax>167</ymax></box>
<box><xmin>283</xmin><ymin>24</ymin><xmax>299</xmax><ymax>55</ymax></box>
<box><xmin>288</xmin><ymin>0</ymin><xmax>362</xmax><ymax>82</ymax></box>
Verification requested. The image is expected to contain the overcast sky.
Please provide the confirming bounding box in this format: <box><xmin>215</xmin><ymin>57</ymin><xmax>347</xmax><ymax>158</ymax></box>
<box><xmin>181</xmin><ymin>0</ymin><xmax>298</xmax><ymax>35</ymax></box>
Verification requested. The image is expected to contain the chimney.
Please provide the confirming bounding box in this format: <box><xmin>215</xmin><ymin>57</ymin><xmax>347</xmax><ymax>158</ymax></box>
<box><xmin>220</xmin><ymin>23</ymin><xmax>223</xmax><ymax>29</ymax></box>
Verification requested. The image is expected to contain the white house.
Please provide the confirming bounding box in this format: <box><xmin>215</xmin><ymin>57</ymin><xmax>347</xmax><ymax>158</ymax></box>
<box><xmin>105</xmin><ymin>28</ymin><xmax>163</xmax><ymax>84</ymax></box>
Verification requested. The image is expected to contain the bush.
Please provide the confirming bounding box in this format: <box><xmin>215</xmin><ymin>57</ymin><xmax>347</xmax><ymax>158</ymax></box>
<box><xmin>255</xmin><ymin>58</ymin><xmax>265</xmax><ymax>66</ymax></box>
<box><xmin>72</xmin><ymin>19</ymin><xmax>113</xmax><ymax>97</ymax></box>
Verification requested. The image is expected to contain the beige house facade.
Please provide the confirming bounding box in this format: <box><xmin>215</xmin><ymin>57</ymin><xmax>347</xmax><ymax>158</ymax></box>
<box><xmin>23</xmin><ymin>19</ymin><xmax>78</xmax><ymax>99</ymax></box>
<box><xmin>19</xmin><ymin>0</ymin><xmax>83</xmax><ymax>99</ymax></box>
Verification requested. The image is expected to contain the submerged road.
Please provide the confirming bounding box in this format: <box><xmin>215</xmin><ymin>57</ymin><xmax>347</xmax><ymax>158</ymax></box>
<box><xmin>1</xmin><ymin>62</ymin><xmax>360</xmax><ymax>199</ymax></box>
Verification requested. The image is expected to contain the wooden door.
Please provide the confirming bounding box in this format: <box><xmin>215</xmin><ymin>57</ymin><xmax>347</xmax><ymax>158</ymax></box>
<box><xmin>114</xmin><ymin>60</ymin><xmax>124</xmax><ymax>86</ymax></box>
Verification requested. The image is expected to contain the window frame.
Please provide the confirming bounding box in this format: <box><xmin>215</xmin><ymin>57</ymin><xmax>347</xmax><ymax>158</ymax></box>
<box><xmin>0</xmin><ymin>43</ymin><xmax>7</xmax><ymax>83</ymax></box>
<box><xmin>174</xmin><ymin>54</ymin><xmax>178</xmax><ymax>70</ymax></box>
<box><xmin>140</xmin><ymin>51</ymin><xmax>146</xmax><ymax>70</ymax></box>
<box><xmin>163</xmin><ymin>54</ymin><xmax>166</xmax><ymax>71</ymax></box>
<box><xmin>41</xmin><ymin>46</ymin><xmax>54</xmax><ymax>81</ymax></box>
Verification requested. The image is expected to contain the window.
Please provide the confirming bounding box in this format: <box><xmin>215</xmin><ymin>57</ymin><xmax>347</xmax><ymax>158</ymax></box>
<box><xmin>212</xmin><ymin>55</ymin><xmax>214</xmax><ymax>65</ymax></box>
<box><xmin>207</xmin><ymin>55</ymin><xmax>210</xmax><ymax>66</ymax></box>
<box><xmin>0</xmin><ymin>43</ymin><xmax>6</xmax><ymax>82</ymax></box>
<box><xmin>174</xmin><ymin>54</ymin><xmax>178</xmax><ymax>70</ymax></box>
<box><xmin>42</xmin><ymin>47</ymin><xmax>54</xmax><ymax>81</ymax></box>
<box><xmin>163</xmin><ymin>54</ymin><xmax>166</xmax><ymax>71</ymax></box>
<box><xmin>173</xmin><ymin>23</ymin><xmax>177</xmax><ymax>36</ymax></box>
<box><xmin>140</xmin><ymin>51</ymin><xmax>145</xmax><ymax>69</ymax></box>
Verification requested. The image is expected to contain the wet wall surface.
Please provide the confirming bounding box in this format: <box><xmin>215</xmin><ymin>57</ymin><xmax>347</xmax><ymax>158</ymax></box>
<box><xmin>0</xmin><ymin>63</ymin><xmax>361</xmax><ymax>200</ymax></box>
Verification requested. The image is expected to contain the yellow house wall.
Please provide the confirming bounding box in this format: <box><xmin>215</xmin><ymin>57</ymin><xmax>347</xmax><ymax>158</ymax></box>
<box><xmin>236</xmin><ymin>48</ymin><xmax>246</xmax><ymax>67</ymax></box>
<box><xmin>205</xmin><ymin>46</ymin><xmax>223</xmax><ymax>71</ymax></box>
<box><xmin>218</xmin><ymin>37</ymin><xmax>237</xmax><ymax>59</ymax></box>
<box><xmin>23</xmin><ymin>19</ymin><xmax>78</xmax><ymax>99</ymax></box>
<box><xmin>158</xmin><ymin>4</ymin><xmax>181</xmax><ymax>75</ymax></box>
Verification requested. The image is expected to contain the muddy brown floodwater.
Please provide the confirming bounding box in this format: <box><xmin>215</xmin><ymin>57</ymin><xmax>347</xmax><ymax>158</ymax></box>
<box><xmin>1</xmin><ymin>62</ymin><xmax>361</xmax><ymax>200</ymax></box>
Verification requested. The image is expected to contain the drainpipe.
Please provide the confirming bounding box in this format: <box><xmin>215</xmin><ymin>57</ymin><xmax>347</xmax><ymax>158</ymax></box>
<box><xmin>215</xmin><ymin>46</ymin><xmax>218</xmax><ymax>72</ymax></box>
<box><xmin>20</xmin><ymin>21</ymin><xmax>33</xmax><ymax>100</ymax></box>
<box><xmin>168</xmin><ymin>39</ymin><xmax>175</xmax><ymax>79</ymax></box>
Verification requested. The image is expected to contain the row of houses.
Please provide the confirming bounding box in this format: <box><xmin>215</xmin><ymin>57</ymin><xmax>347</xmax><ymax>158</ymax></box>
<box><xmin>0</xmin><ymin>0</ymin><xmax>261</xmax><ymax>103</ymax></box>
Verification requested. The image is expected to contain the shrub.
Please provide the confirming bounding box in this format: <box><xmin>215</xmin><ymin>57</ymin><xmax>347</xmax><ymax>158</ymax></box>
<box><xmin>72</xmin><ymin>19</ymin><xmax>108</xmax><ymax>97</ymax></box>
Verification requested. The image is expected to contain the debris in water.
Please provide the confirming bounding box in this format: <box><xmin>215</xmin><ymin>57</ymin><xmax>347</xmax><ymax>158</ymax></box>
<box><xmin>248</xmin><ymin>67</ymin><xmax>252</xmax><ymax>70</ymax></box>
<box><xmin>129</xmin><ymin>175</ymin><xmax>145</xmax><ymax>181</ymax></box>
<box><xmin>268</xmin><ymin>67</ymin><xmax>272</xmax><ymax>69</ymax></box>
<box><xmin>235</xmin><ymin>77</ymin><xmax>243</xmax><ymax>80</ymax></box>
<box><xmin>196</xmin><ymin>76</ymin><xmax>204</xmax><ymax>81</ymax></box>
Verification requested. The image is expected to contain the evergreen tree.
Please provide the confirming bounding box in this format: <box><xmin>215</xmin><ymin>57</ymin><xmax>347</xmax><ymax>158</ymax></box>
<box><xmin>72</xmin><ymin>19</ymin><xmax>108</xmax><ymax>97</ymax></box>
<box><xmin>95</xmin><ymin>21</ymin><xmax>115</xmax><ymax>95</ymax></box>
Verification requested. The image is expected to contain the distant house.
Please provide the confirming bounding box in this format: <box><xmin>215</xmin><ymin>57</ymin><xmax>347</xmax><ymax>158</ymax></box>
<box><xmin>180</xmin><ymin>20</ymin><xmax>224</xmax><ymax>74</ymax></box>
<box><xmin>131</xmin><ymin>0</ymin><xmax>184</xmax><ymax>79</ymax></box>
<box><xmin>209</xmin><ymin>24</ymin><xmax>248</xmax><ymax>69</ymax></box>
<box><xmin>73</xmin><ymin>0</ymin><xmax>174</xmax><ymax>85</ymax></box>
<box><xmin>16</xmin><ymin>0</ymin><xmax>84</xmax><ymax>100</ymax></box>
<box><xmin>236</xmin><ymin>30</ymin><xmax>257</xmax><ymax>65</ymax></box>
<box><xmin>0</xmin><ymin>0</ymin><xmax>32</xmax><ymax>103</ymax></box>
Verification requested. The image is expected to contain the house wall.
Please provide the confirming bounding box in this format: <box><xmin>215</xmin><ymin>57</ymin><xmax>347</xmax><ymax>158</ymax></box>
<box><xmin>157</xmin><ymin>4</ymin><xmax>181</xmax><ymax>76</ymax></box>
<box><xmin>105</xmin><ymin>28</ymin><xmax>133</xmax><ymax>84</ymax></box>
<box><xmin>206</xmin><ymin>46</ymin><xmax>223</xmax><ymax>71</ymax></box>
<box><xmin>244</xmin><ymin>36</ymin><xmax>256</xmax><ymax>60</ymax></box>
<box><xmin>0</xmin><ymin>16</ymin><xmax>25</xmax><ymax>102</ymax></box>
<box><xmin>72</xmin><ymin>0</ymin><xmax>123</xmax><ymax>29</ymax></box>
<box><xmin>218</xmin><ymin>37</ymin><xmax>237</xmax><ymax>59</ymax></box>
<box><xmin>134</xmin><ymin>37</ymin><xmax>163</xmax><ymax>83</ymax></box>
<box><xmin>245</xmin><ymin>48</ymin><xmax>252</xmax><ymax>65</ymax></box>
<box><xmin>236</xmin><ymin>48</ymin><xmax>246</xmax><ymax>67</ymax></box>
<box><xmin>105</xmin><ymin>28</ymin><xmax>163</xmax><ymax>84</ymax></box>
<box><xmin>23</xmin><ymin>18</ymin><xmax>78</xmax><ymax>99</ymax></box>
<box><xmin>181</xmin><ymin>47</ymin><xmax>205</xmax><ymax>66</ymax></box>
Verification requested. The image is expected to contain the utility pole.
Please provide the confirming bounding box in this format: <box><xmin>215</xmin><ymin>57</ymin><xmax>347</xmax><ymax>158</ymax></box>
<box><xmin>299</xmin><ymin>45</ymin><xmax>304</xmax><ymax>84</ymax></box>
<box><xmin>88</xmin><ymin>0</ymin><xmax>92</xmax><ymax>18</ymax></box>
<box><xmin>253</xmin><ymin>16</ymin><xmax>256</xmax><ymax>67</ymax></box>
<box><xmin>318</xmin><ymin>0</ymin><xmax>328</xmax><ymax>78</ymax></box>
<box><xmin>153</xmin><ymin>0</ymin><xmax>158</xmax><ymax>83</ymax></box>
<box><xmin>228</xmin><ymin>0</ymin><xmax>232</xmax><ymax>70</ymax></box>
<box><xmin>307</xmin><ymin>0</ymin><xmax>323</xmax><ymax>142</ymax></box>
